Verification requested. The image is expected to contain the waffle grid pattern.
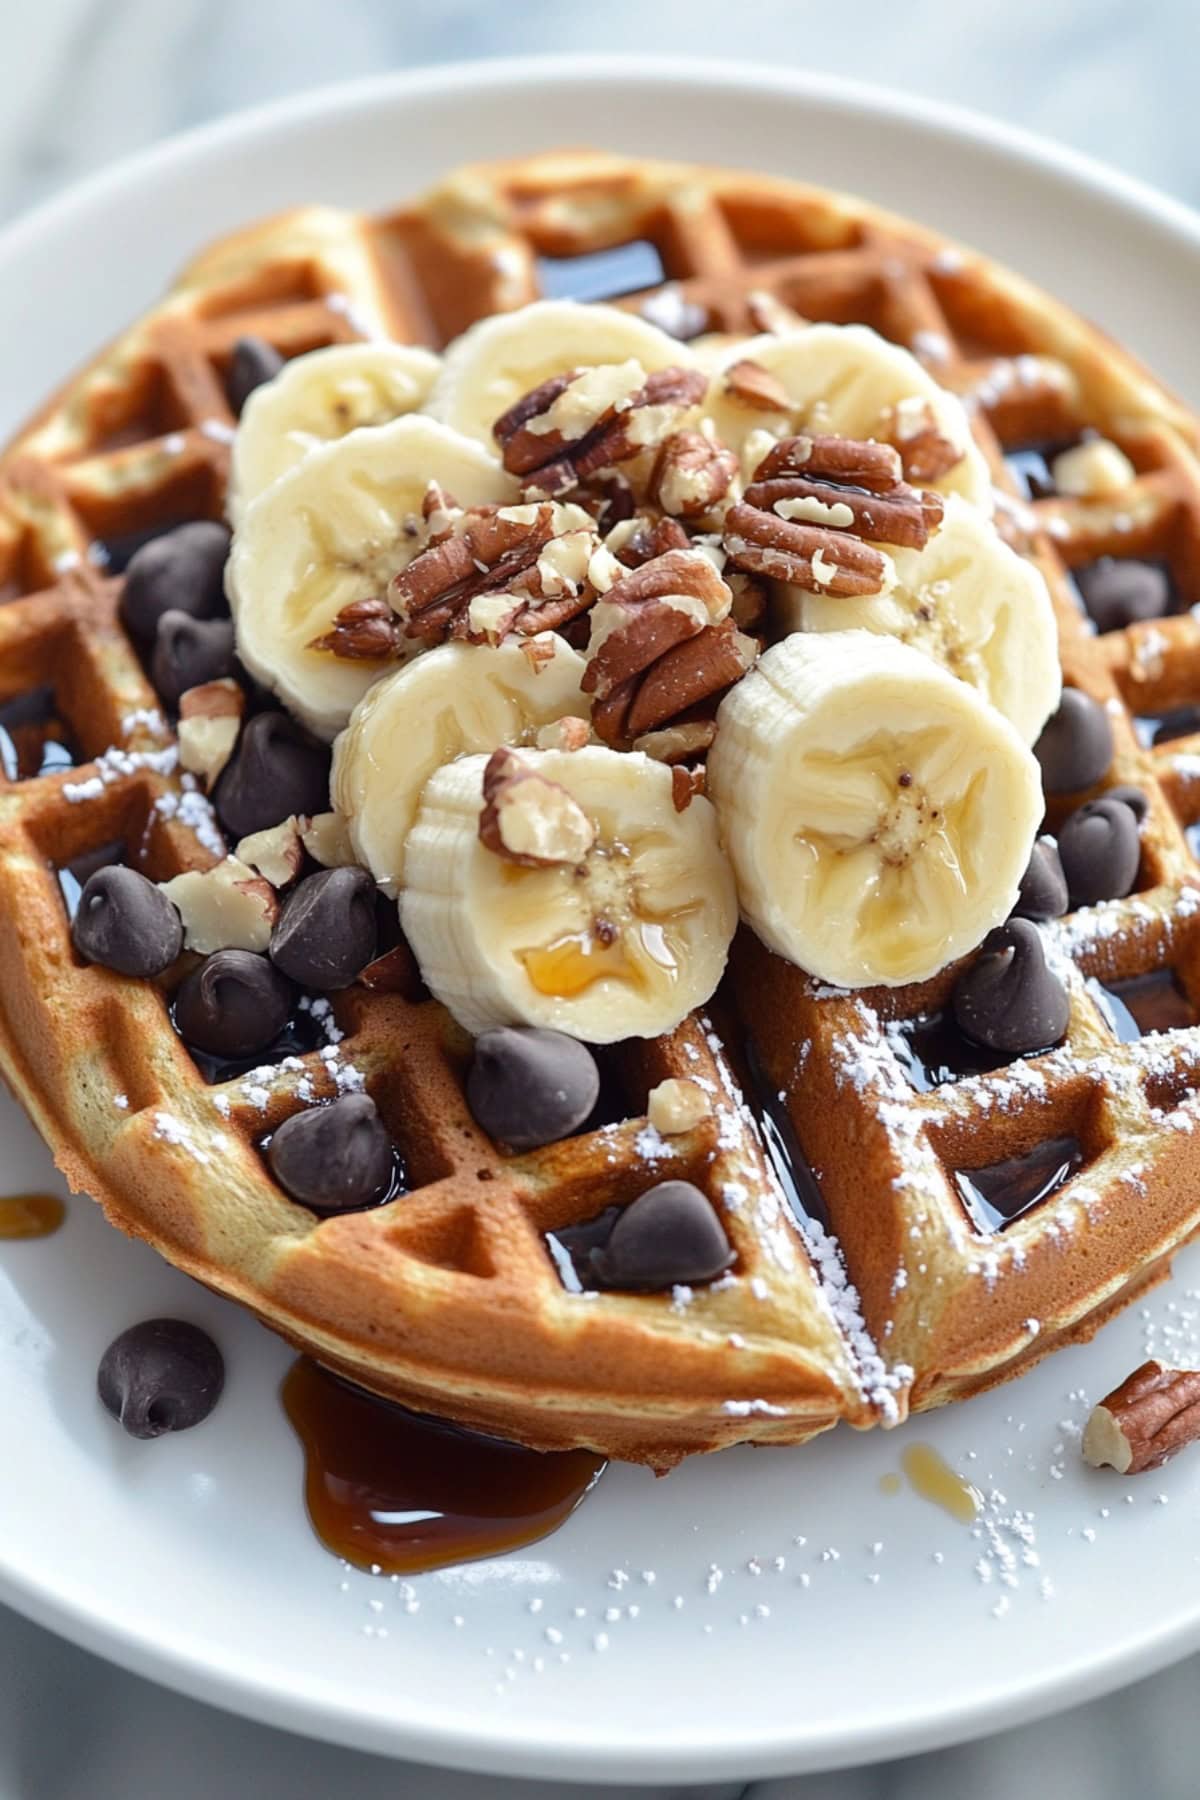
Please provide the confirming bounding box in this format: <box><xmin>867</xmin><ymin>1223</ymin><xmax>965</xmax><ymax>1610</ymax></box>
<box><xmin>4</xmin><ymin>151</ymin><xmax>1200</xmax><ymax>1464</ymax></box>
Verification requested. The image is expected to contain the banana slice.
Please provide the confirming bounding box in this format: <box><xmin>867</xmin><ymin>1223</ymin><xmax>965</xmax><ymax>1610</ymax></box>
<box><xmin>228</xmin><ymin>342</ymin><xmax>440</xmax><ymax>522</ymax></box>
<box><xmin>227</xmin><ymin>415</ymin><xmax>515</xmax><ymax>739</ymax></box>
<box><xmin>704</xmin><ymin>324</ymin><xmax>992</xmax><ymax>509</ymax></box>
<box><xmin>790</xmin><ymin>494</ymin><xmax>1061</xmax><ymax>743</ymax></box>
<box><xmin>707</xmin><ymin>630</ymin><xmax>1042</xmax><ymax>989</ymax></box>
<box><xmin>332</xmin><ymin>633</ymin><xmax>588</xmax><ymax>895</ymax></box>
<box><xmin>401</xmin><ymin>745</ymin><xmax>737</xmax><ymax>1042</ymax></box>
<box><xmin>427</xmin><ymin>300</ymin><xmax>697</xmax><ymax>449</ymax></box>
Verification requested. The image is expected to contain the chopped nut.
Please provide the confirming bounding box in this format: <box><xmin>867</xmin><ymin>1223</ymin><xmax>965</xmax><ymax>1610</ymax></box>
<box><xmin>881</xmin><ymin>397</ymin><xmax>964</xmax><ymax>483</ymax></box>
<box><xmin>1051</xmin><ymin>438</ymin><xmax>1136</xmax><ymax>498</ymax></box>
<box><xmin>743</xmin><ymin>472</ymin><xmax>943</xmax><ymax>551</ymax></box>
<box><xmin>633</xmin><ymin>719</ymin><xmax>717</xmax><ymax>763</ymax></box>
<box><xmin>1083</xmin><ymin>1360</ymin><xmax>1200</xmax><ymax>1474</ymax></box>
<box><xmin>651</xmin><ymin>429</ymin><xmax>737</xmax><ymax>518</ymax></box>
<box><xmin>300</xmin><ymin>810</ymin><xmax>357</xmax><ymax>867</ymax></box>
<box><xmin>722</xmin><ymin>357</ymin><xmax>793</xmax><ymax>413</ymax></box>
<box><xmin>671</xmin><ymin>765</ymin><xmax>706</xmax><ymax>811</ymax></box>
<box><xmin>236</xmin><ymin>817</ymin><xmax>304</xmax><ymax>887</ymax></box>
<box><xmin>647</xmin><ymin>1077</ymin><xmax>712</xmax><ymax>1134</ymax></box>
<box><xmin>311</xmin><ymin>595</ymin><xmax>401</xmax><ymax>660</ymax></box>
<box><xmin>535</xmin><ymin>716</ymin><xmax>592</xmax><ymax>752</ymax></box>
<box><xmin>494</xmin><ymin>363</ymin><xmax>707</xmax><ymax>494</ymax></box>
<box><xmin>160</xmin><ymin>856</ymin><xmax>278</xmax><ymax>954</ymax></box>
<box><xmin>723</xmin><ymin>499</ymin><xmax>893</xmax><ymax>597</ymax></box>
<box><xmin>478</xmin><ymin>747</ymin><xmax>596</xmax><ymax>868</ymax></box>
<box><xmin>752</xmin><ymin>433</ymin><xmax>904</xmax><ymax>492</ymax></box>
<box><xmin>177</xmin><ymin>679</ymin><xmax>244</xmax><ymax>790</ymax></box>
<box><xmin>623</xmin><ymin>620</ymin><xmax>757</xmax><ymax>741</ymax></box>
<box><xmin>614</xmin><ymin>515</ymin><xmax>691</xmax><ymax>569</ymax></box>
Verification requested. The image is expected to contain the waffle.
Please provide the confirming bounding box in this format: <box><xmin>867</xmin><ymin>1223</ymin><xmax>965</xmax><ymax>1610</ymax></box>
<box><xmin>4</xmin><ymin>148</ymin><xmax>1200</xmax><ymax>1469</ymax></box>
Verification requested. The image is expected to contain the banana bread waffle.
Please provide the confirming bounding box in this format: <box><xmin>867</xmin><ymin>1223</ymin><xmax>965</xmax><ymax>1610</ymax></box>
<box><xmin>4</xmin><ymin>150</ymin><xmax>1200</xmax><ymax>1467</ymax></box>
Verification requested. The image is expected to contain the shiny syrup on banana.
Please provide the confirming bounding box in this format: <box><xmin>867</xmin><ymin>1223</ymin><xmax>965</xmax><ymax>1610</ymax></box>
<box><xmin>281</xmin><ymin>1358</ymin><xmax>605</xmax><ymax>1575</ymax></box>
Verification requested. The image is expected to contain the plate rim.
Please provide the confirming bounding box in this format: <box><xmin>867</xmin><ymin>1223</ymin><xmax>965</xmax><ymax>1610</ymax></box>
<box><xmin>4</xmin><ymin>52</ymin><xmax>1200</xmax><ymax>1782</ymax></box>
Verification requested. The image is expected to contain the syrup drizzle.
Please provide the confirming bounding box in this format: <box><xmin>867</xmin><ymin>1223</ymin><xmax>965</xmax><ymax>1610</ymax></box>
<box><xmin>281</xmin><ymin>1358</ymin><xmax>605</xmax><ymax>1575</ymax></box>
<box><xmin>900</xmin><ymin>1442</ymin><xmax>982</xmax><ymax>1525</ymax></box>
<box><xmin>0</xmin><ymin>1192</ymin><xmax>65</xmax><ymax>1239</ymax></box>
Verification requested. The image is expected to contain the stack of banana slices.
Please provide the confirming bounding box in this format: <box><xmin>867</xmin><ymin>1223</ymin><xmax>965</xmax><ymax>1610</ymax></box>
<box><xmin>225</xmin><ymin>298</ymin><xmax>1060</xmax><ymax>1040</ymax></box>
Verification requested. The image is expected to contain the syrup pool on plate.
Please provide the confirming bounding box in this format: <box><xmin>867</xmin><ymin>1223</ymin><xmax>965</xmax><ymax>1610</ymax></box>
<box><xmin>0</xmin><ymin>1192</ymin><xmax>65</xmax><ymax>1239</ymax></box>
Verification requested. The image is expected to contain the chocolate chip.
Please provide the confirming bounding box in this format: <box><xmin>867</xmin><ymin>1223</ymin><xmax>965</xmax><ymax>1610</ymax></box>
<box><xmin>267</xmin><ymin>1094</ymin><xmax>394</xmax><ymax>1212</ymax></box>
<box><xmin>590</xmin><ymin>1180</ymin><xmax>734</xmax><ymax>1291</ymax></box>
<box><xmin>1057</xmin><ymin>795</ymin><xmax>1142</xmax><ymax>907</ymax></box>
<box><xmin>174</xmin><ymin>948</ymin><xmax>292</xmax><ymax>1057</ymax></box>
<box><xmin>269</xmin><ymin>867</ymin><xmax>377</xmax><ymax>990</ymax></box>
<box><xmin>1074</xmin><ymin>558</ymin><xmax>1170</xmax><ymax>634</ymax></box>
<box><xmin>97</xmin><ymin>1318</ymin><xmax>224</xmax><ymax>1439</ymax></box>
<box><xmin>213</xmin><ymin>710</ymin><xmax>331</xmax><ymax>839</ymax></box>
<box><xmin>952</xmin><ymin>919</ymin><xmax>1070</xmax><ymax>1055</ymax></box>
<box><xmin>1034</xmin><ymin>689</ymin><xmax>1114</xmax><ymax>793</ymax></box>
<box><xmin>150</xmin><ymin>611</ymin><xmax>237</xmax><ymax>708</ymax></box>
<box><xmin>71</xmin><ymin>866</ymin><xmax>182</xmax><ymax>976</ymax></box>
<box><xmin>1105</xmin><ymin>783</ymin><xmax>1150</xmax><ymax>822</ymax></box>
<box><xmin>467</xmin><ymin>1027</ymin><xmax>600</xmax><ymax>1151</ymax></box>
<box><xmin>120</xmin><ymin>521</ymin><xmax>231</xmax><ymax>642</ymax></box>
<box><xmin>226</xmin><ymin>336</ymin><xmax>286</xmax><ymax>416</ymax></box>
<box><xmin>1011</xmin><ymin>837</ymin><xmax>1068</xmax><ymax>922</ymax></box>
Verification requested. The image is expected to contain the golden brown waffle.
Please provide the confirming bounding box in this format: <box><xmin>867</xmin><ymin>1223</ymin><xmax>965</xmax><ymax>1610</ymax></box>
<box><xmin>4</xmin><ymin>149</ymin><xmax>1200</xmax><ymax>1467</ymax></box>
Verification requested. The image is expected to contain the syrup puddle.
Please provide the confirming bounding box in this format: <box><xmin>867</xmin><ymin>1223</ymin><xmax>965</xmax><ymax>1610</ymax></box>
<box><xmin>0</xmin><ymin>1192</ymin><xmax>65</xmax><ymax>1240</ymax></box>
<box><xmin>896</xmin><ymin>1442</ymin><xmax>982</xmax><ymax>1524</ymax></box>
<box><xmin>281</xmin><ymin>1357</ymin><xmax>606</xmax><ymax>1575</ymax></box>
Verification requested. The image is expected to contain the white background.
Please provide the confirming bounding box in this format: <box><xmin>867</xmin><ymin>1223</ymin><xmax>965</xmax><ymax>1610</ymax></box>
<box><xmin>3</xmin><ymin>4</ymin><xmax>1200</xmax><ymax>1796</ymax></box>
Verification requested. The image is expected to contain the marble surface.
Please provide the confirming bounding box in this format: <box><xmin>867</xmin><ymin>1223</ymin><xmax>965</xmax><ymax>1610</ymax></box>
<box><xmin>4</xmin><ymin>4</ymin><xmax>1200</xmax><ymax>1795</ymax></box>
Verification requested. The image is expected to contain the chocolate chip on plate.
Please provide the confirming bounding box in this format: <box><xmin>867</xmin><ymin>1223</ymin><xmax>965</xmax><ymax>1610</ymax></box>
<box><xmin>174</xmin><ymin>948</ymin><xmax>292</xmax><ymax>1057</ymax></box>
<box><xmin>952</xmin><ymin>918</ymin><xmax>1070</xmax><ymax>1055</ymax></box>
<box><xmin>466</xmin><ymin>1027</ymin><xmax>600</xmax><ymax>1151</ymax></box>
<box><xmin>97</xmin><ymin>1318</ymin><xmax>224</xmax><ymax>1439</ymax></box>
<box><xmin>1034</xmin><ymin>688</ymin><xmax>1114</xmax><ymax>794</ymax></box>
<box><xmin>1057</xmin><ymin>794</ymin><xmax>1142</xmax><ymax>908</ymax></box>
<box><xmin>226</xmin><ymin>336</ymin><xmax>286</xmax><ymax>416</ymax></box>
<box><xmin>150</xmin><ymin>611</ymin><xmax>238</xmax><ymax>708</ymax></box>
<box><xmin>1074</xmin><ymin>558</ymin><xmax>1171</xmax><ymax>634</ymax></box>
<box><xmin>71</xmin><ymin>866</ymin><xmax>182</xmax><ymax>976</ymax></box>
<box><xmin>269</xmin><ymin>867</ymin><xmax>377</xmax><ymax>990</ymax></box>
<box><xmin>214</xmin><ymin>710</ymin><xmax>332</xmax><ymax>839</ymax></box>
<box><xmin>267</xmin><ymin>1093</ymin><xmax>395</xmax><ymax>1212</ymax></box>
<box><xmin>590</xmin><ymin>1180</ymin><xmax>735</xmax><ymax>1291</ymax></box>
<box><xmin>120</xmin><ymin>521</ymin><xmax>231</xmax><ymax>642</ymax></box>
<box><xmin>1011</xmin><ymin>836</ymin><xmax>1069</xmax><ymax>922</ymax></box>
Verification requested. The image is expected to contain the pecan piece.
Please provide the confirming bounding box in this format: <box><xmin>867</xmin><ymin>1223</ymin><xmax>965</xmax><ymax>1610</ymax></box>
<box><xmin>882</xmin><ymin>399</ymin><xmax>965</xmax><ymax>483</ymax></box>
<box><xmin>624</xmin><ymin>618</ymin><xmax>758</xmax><ymax>741</ymax></box>
<box><xmin>743</xmin><ymin>474</ymin><xmax>943</xmax><ymax>551</ymax></box>
<box><xmin>311</xmin><ymin>596</ymin><xmax>402</xmax><ymax>660</ymax></box>
<box><xmin>722</xmin><ymin>358</ymin><xmax>792</xmax><ymax>413</ymax></box>
<box><xmin>633</xmin><ymin>719</ymin><xmax>718</xmax><ymax>764</ymax></box>
<box><xmin>495</xmin><ymin>363</ymin><xmax>707</xmax><ymax>495</ymax></box>
<box><xmin>613</xmin><ymin>515</ymin><xmax>691</xmax><ymax>569</ymax></box>
<box><xmin>651</xmin><ymin>429</ymin><xmax>737</xmax><ymax>519</ymax></box>
<box><xmin>1083</xmin><ymin>1361</ymin><xmax>1200</xmax><ymax>1474</ymax></box>
<box><xmin>583</xmin><ymin>549</ymin><xmax>731</xmax><ymax>704</ymax></box>
<box><xmin>722</xmin><ymin>500</ymin><xmax>891</xmax><ymax>597</ymax></box>
<box><xmin>478</xmin><ymin>747</ymin><xmax>595</xmax><ymax>868</ymax></box>
<box><xmin>672</xmin><ymin>765</ymin><xmax>706</xmax><ymax>811</ymax></box>
<box><xmin>753</xmin><ymin>433</ymin><xmax>904</xmax><ymax>492</ymax></box>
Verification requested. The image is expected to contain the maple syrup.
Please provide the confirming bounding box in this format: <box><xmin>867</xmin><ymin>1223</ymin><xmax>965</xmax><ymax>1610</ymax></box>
<box><xmin>953</xmin><ymin>1134</ymin><xmax>1083</xmax><ymax>1233</ymax></box>
<box><xmin>281</xmin><ymin>1358</ymin><xmax>606</xmax><ymax>1575</ymax></box>
<box><xmin>900</xmin><ymin>1442</ymin><xmax>982</xmax><ymax>1525</ymax></box>
<box><xmin>1090</xmin><ymin>970</ymin><xmax>1197</xmax><ymax>1041</ymax></box>
<box><xmin>0</xmin><ymin>1192</ymin><xmax>65</xmax><ymax>1239</ymax></box>
<box><xmin>886</xmin><ymin>1010</ymin><xmax>1024</xmax><ymax>1093</ymax></box>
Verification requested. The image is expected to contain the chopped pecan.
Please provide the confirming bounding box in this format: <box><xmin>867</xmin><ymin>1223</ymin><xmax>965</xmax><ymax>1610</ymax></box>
<box><xmin>722</xmin><ymin>499</ymin><xmax>891</xmax><ymax>597</ymax></box>
<box><xmin>727</xmin><ymin>570</ymin><xmax>768</xmax><ymax>633</ymax></box>
<box><xmin>1083</xmin><ymin>1361</ymin><xmax>1200</xmax><ymax>1474</ymax></box>
<box><xmin>311</xmin><ymin>595</ymin><xmax>401</xmax><ymax>660</ymax></box>
<box><xmin>671</xmin><ymin>765</ymin><xmax>706</xmax><ymax>811</ymax></box>
<box><xmin>582</xmin><ymin>549</ymin><xmax>731</xmax><ymax>705</ymax></box>
<box><xmin>753</xmin><ymin>433</ymin><xmax>904</xmax><ymax>492</ymax></box>
<box><xmin>623</xmin><ymin>618</ymin><xmax>758</xmax><ymax>741</ymax></box>
<box><xmin>613</xmin><ymin>515</ymin><xmax>691</xmax><ymax>568</ymax></box>
<box><xmin>881</xmin><ymin>399</ymin><xmax>965</xmax><ymax>483</ymax></box>
<box><xmin>722</xmin><ymin>358</ymin><xmax>792</xmax><ymax>413</ymax></box>
<box><xmin>743</xmin><ymin>474</ymin><xmax>943</xmax><ymax>551</ymax></box>
<box><xmin>399</xmin><ymin>503</ymin><xmax>599</xmax><ymax>645</ymax></box>
<box><xmin>494</xmin><ymin>364</ymin><xmax>707</xmax><ymax>495</ymax></box>
<box><xmin>633</xmin><ymin>719</ymin><xmax>717</xmax><ymax>764</ymax></box>
<box><xmin>651</xmin><ymin>429</ymin><xmax>738</xmax><ymax>519</ymax></box>
<box><xmin>478</xmin><ymin>747</ymin><xmax>596</xmax><ymax>868</ymax></box>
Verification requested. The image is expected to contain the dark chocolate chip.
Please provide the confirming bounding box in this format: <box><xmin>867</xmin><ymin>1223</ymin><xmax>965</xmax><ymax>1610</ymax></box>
<box><xmin>1057</xmin><ymin>795</ymin><xmax>1142</xmax><ymax>908</ymax></box>
<box><xmin>1011</xmin><ymin>836</ymin><xmax>1069</xmax><ymax>922</ymax></box>
<box><xmin>1105</xmin><ymin>783</ymin><xmax>1150</xmax><ymax>822</ymax></box>
<box><xmin>71</xmin><ymin>866</ymin><xmax>182</xmax><ymax>976</ymax></box>
<box><xmin>267</xmin><ymin>1094</ymin><xmax>394</xmax><ymax>1212</ymax></box>
<box><xmin>226</xmin><ymin>336</ymin><xmax>286</xmax><ymax>415</ymax></box>
<box><xmin>1074</xmin><ymin>558</ymin><xmax>1170</xmax><ymax>634</ymax></box>
<box><xmin>97</xmin><ymin>1318</ymin><xmax>224</xmax><ymax>1439</ymax></box>
<box><xmin>269</xmin><ymin>866</ymin><xmax>377</xmax><ymax>990</ymax></box>
<box><xmin>120</xmin><ymin>521</ymin><xmax>231</xmax><ymax>641</ymax></box>
<box><xmin>213</xmin><ymin>710</ymin><xmax>331</xmax><ymax>839</ymax></box>
<box><xmin>466</xmin><ymin>1027</ymin><xmax>600</xmax><ymax>1151</ymax></box>
<box><xmin>952</xmin><ymin>919</ymin><xmax>1070</xmax><ymax>1055</ymax></box>
<box><xmin>1034</xmin><ymin>689</ymin><xmax>1114</xmax><ymax>794</ymax></box>
<box><xmin>174</xmin><ymin>948</ymin><xmax>292</xmax><ymax>1057</ymax></box>
<box><xmin>150</xmin><ymin>610</ymin><xmax>237</xmax><ymax>708</ymax></box>
<box><xmin>590</xmin><ymin>1180</ymin><xmax>734</xmax><ymax>1291</ymax></box>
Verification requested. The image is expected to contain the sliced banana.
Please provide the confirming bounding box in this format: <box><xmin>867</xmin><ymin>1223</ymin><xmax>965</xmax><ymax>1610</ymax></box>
<box><xmin>707</xmin><ymin>630</ymin><xmax>1042</xmax><ymax>989</ymax></box>
<box><xmin>427</xmin><ymin>300</ymin><xmax>697</xmax><ymax>450</ymax></box>
<box><xmin>227</xmin><ymin>415</ymin><xmax>515</xmax><ymax>740</ymax></box>
<box><xmin>228</xmin><ymin>342</ymin><xmax>440</xmax><ymax>522</ymax></box>
<box><xmin>704</xmin><ymin>324</ymin><xmax>992</xmax><ymax>509</ymax></box>
<box><xmin>401</xmin><ymin>746</ymin><xmax>737</xmax><ymax>1042</ymax></box>
<box><xmin>790</xmin><ymin>494</ymin><xmax>1060</xmax><ymax>743</ymax></box>
<box><xmin>332</xmin><ymin>633</ymin><xmax>588</xmax><ymax>895</ymax></box>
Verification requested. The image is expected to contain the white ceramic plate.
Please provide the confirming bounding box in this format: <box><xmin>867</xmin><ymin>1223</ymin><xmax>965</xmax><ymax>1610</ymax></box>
<box><xmin>4</xmin><ymin>57</ymin><xmax>1200</xmax><ymax>1786</ymax></box>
